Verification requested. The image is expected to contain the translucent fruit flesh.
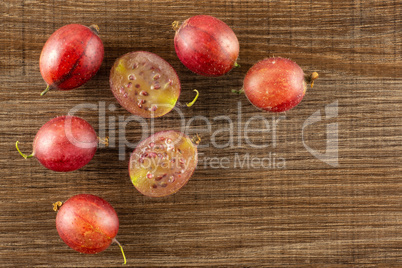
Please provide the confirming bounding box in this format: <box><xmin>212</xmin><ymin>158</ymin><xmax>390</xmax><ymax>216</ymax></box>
<box><xmin>110</xmin><ymin>51</ymin><xmax>181</xmax><ymax>118</ymax></box>
<box><xmin>129</xmin><ymin>130</ymin><xmax>198</xmax><ymax>197</ymax></box>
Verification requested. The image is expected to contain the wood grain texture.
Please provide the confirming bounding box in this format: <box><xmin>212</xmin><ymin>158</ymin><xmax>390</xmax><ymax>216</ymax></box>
<box><xmin>0</xmin><ymin>0</ymin><xmax>401</xmax><ymax>267</ymax></box>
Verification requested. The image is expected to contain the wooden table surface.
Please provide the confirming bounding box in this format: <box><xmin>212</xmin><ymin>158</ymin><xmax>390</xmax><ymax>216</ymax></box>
<box><xmin>1</xmin><ymin>0</ymin><xmax>401</xmax><ymax>267</ymax></box>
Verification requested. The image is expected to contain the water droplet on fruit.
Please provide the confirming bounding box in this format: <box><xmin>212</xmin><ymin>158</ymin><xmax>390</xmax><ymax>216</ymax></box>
<box><xmin>161</xmin><ymin>161</ymin><xmax>169</xmax><ymax>169</ymax></box>
<box><xmin>148</xmin><ymin>152</ymin><xmax>157</xmax><ymax>158</ymax></box>
<box><xmin>127</xmin><ymin>82</ymin><xmax>132</xmax><ymax>88</ymax></box>
<box><xmin>119</xmin><ymin>86</ymin><xmax>125</xmax><ymax>94</ymax></box>
<box><xmin>153</xmin><ymin>74</ymin><xmax>160</xmax><ymax>80</ymax></box>
<box><xmin>150</xmin><ymin>105</ymin><xmax>158</xmax><ymax>112</ymax></box>
<box><xmin>155</xmin><ymin>144</ymin><xmax>164</xmax><ymax>150</ymax></box>
<box><xmin>160</xmin><ymin>182</ymin><xmax>168</xmax><ymax>188</ymax></box>
<box><xmin>163</xmin><ymin>79</ymin><xmax>174</xmax><ymax>90</ymax></box>
<box><xmin>140</xmin><ymin>91</ymin><xmax>149</xmax><ymax>96</ymax></box>
<box><xmin>128</xmin><ymin>74</ymin><xmax>136</xmax><ymax>80</ymax></box>
<box><xmin>149</xmin><ymin>142</ymin><xmax>155</xmax><ymax>148</ymax></box>
<box><xmin>132</xmin><ymin>63</ymin><xmax>138</xmax><ymax>69</ymax></box>
<box><xmin>123</xmin><ymin>92</ymin><xmax>128</xmax><ymax>98</ymax></box>
<box><xmin>152</xmin><ymin>184</ymin><xmax>157</xmax><ymax>188</ymax></box>
<box><xmin>168</xmin><ymin>176</ymin><xmax>175</xmax><ymax>183</ymax></box>
<box><xmin>166</xmin><ymin>138</ymin><xmax>172</xmax><ymax>144</ymax></box>
<box><xmin>135</xmin><ymin>84</ymin><xmax>141</xmax><ymax>88</ymax></box>
<box><xmin>147</xmin><ymin>173</ymin><xmax>154</xmax><ymax>179</ymax></box>
<box><xmin>153</xmin><ymin>82</ymin><xmax>161</xmax><ymax>90</ymax></box>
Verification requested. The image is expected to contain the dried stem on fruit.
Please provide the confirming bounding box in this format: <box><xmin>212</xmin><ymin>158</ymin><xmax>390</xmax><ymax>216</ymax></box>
<box><xmin>172</xmin><ymin>21</ymin><xmax>180</xmax><ymax>31</ymax></box>
<box><xmin>191</xmin><ymin>134</ymin><xmax>201</xmax><ymax>145</ymax></box>
<box><xmin>89</xmin><ymin>24</ymin><xmax>100</xmax><ymax>35</ymax></box>
<box><xmin>52</xmin><ymin>201</ymin><xmax>63</xmax><ymax>212</ymax></box>
<box><xmin>97</xmin><ymin>136</ymin><xmax>109</xmax><ymax>147</ymax></box>
<box><xmin>305</xmin><ymin>72</ymin><xmax>319</xmax><ymax>88</ymax></box>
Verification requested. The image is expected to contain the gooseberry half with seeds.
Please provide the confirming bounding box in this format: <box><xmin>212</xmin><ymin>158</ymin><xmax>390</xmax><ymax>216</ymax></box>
<box><xmin>129</xmin><ymin>130</ymin><xmax>198</xmax><ymax>197</ymax></box>
<box><xmin>110</xmin><ymin>51</ymin><xmax>183</xmax><ymax>118</ymax></box>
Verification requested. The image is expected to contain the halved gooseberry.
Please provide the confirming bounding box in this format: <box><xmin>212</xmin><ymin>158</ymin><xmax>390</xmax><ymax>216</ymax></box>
<box><xmin>129</xmin><ymin>130</ymin><xmax>198</xmax><ymax>197</ymax></box>
<box><xmin>109</xmin><ymin>51</ymin><xmax>181</xmax><ymax>118</ymax></box>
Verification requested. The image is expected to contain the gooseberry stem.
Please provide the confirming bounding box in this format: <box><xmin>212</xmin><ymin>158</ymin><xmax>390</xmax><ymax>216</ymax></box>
<box><xmin>186</xmin><ymin>89</ymin><xmax>199</xmax><ymax>107</ymax></box>
<box><xmin>191</xmin><ymin>134</ymin><xmax>201</xmax><ymax>145</ymax></box>
<box><xmin>53</xmin><ymin>201</ymin><xmax>63</xmax><ymax>212</ymax></box>
<box><xmin>16</xmin><ymin>141</ymin><xmax>34</xmax><ymax>159</ymax></box>
<box><xmin>89</xmin><ymin>24</ymin><xmax>100</xmax><ymax>35</ymax></box>
<box><xmin>234</xmin><ymin>62</ymin><xmax>240</xmax><ymax>68</ymax></box>
<box><xmin>232</xmin><ymin>88</ymin><xmax>244</xmax><ymax>94</ymax></box>
<box><xmin>113</xmin><ymin>238</ymin><xmax>127</xmax><ymax>265</ymax></box>
<box><xmin>172</xmin><ymin>21</ymin><xmax>180</xmax><ymax>31</ymax></box>
<box><xmin>306</xmin><ymin>72</ymin><xmax>319</xmax><ymax>88</ymax></box>
<box><xmin>40</xmin><ymin>85</ymin><xmax>51</xmax><ymax>96</ymax></box>
<box><xmin>97</xmin><ymin>136</ymin><xmax>109</xmax><ymax>147</ymax></box>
